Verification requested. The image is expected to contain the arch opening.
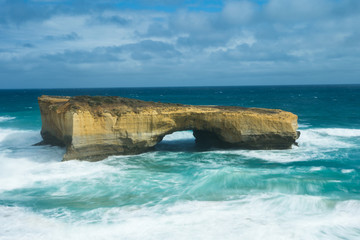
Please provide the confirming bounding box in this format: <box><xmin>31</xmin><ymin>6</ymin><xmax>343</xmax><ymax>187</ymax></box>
<box><xmin>155</xmin><ymin>130</ymin><xmax>196</xmax><ymax>152</ymax></box>
<box><xmin>154</xmin><ymin>129</ymin><xmax>231</xmax><ymax>152</ymax></box>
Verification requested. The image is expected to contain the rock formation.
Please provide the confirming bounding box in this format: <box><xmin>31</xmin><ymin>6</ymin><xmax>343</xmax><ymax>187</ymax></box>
<box><xmin>38</xmin><ymin>95</ymin><xmax>300</xmax><ymax>161</ymax></box>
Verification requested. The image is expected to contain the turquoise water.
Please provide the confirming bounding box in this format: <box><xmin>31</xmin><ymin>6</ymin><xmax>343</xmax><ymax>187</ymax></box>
<box><xmin>0</xmin><ymin>85</ymin><xmax>360</xmax><ymax>239</ymax></box>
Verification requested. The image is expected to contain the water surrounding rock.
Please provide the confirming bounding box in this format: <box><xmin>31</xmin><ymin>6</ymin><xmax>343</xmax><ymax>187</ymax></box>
<box><xmin>38</xmin><ymin>95</ymin><xmax>299</xmax><ymax>161</ymax></box>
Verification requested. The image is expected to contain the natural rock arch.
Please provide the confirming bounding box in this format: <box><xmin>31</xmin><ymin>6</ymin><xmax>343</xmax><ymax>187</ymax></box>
<box><xmin>38</xmin><ymin>95</ymin><xmax>299</xmax><ymax>161</ymax></box>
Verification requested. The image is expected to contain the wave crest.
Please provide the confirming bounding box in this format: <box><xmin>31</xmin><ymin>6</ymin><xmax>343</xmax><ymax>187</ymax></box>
<box><xmin>0</xmin><ymin>116</ymin><xmax>16</xmax><ymax>122</ymax></box>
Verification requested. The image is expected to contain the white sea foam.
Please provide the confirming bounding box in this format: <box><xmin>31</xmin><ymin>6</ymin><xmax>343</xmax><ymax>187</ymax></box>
<box><xmin>162</xmin><ymin>131</ymin><xmax>194</xmax><ymax>141</ymax></box>
<box><xmin>0</xmin><ymin>128</ymin><xmax>41</xmax><ymax>147</ymax></box>
<box><xmin>1</xmin><ymin>194</ymin><xmax>360</xmax><ymax>240</ymax></box>
<box><xmin>310</xmin><ymin>128</ymin><xmax>360</xmax><ymax>137</ymax></box>
<box><xmin>0</xmin><ymin>116</ymin><xmax>15</xmax><ymax>122</ymax></box>
<box><xmin>298</xmin><ymin>123</ymin><xmax>311</xmax><ymax>128</ymax></box>
<box><xmin>0</xmin><ymin>150</ymin><xmax>126</xmax><ymax>192</ymax></box>
<box><xmin>297</xmin><ymin>128</ymin><xmax>355</xmax><ymax>148</ymax></box>
<box><xmin>310</xmin><ymin>167</ymin><xmax>324</xmax><ymax>172</ymax></box>
<box><xmin>225</xmin><ymin>149</ymin><xmax>319</xmax><ymax>163</ymax></box>
<box><xmin>0</xmin><ymin>128</ymin><xmax>66</xmax><ymax>191</ymax></box>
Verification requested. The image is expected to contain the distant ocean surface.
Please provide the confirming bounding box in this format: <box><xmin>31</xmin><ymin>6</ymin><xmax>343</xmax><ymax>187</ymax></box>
<box><xmin>1</xmin><ymin>85</ymin><xmax>360</xmax><ymax>240</ymax></box>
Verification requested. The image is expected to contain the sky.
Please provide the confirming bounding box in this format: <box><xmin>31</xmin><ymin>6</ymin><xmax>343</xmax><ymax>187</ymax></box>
<box><xmin>0</xmin><ymin>0</ymin><xmax>359</xmax><ymax>88</ymax></box>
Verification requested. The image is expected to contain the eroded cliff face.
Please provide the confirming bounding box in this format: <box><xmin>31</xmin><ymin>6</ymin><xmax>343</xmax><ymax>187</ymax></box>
<box><xmin>38</xmin><ymin>95</ymin><xmax>299</xmax><ymax>161</ymax></box>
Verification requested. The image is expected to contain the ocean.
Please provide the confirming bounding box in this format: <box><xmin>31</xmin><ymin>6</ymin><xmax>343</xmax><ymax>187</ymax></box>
<box><xmin>0</xmin><ymin>85</ymin><xmax>360</xmax><ymax>240</ymax></box>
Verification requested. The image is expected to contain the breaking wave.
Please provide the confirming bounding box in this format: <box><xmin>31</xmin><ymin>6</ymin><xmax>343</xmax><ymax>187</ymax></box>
<box><xmin>1</xmin><ymin>195</ymin><xmax>360</xmax><ymax>240</ymax></box>
<box><xmin>0</xmin><ymin>116</ymin><xmax>16</xmax><ymax>122</ymax></box>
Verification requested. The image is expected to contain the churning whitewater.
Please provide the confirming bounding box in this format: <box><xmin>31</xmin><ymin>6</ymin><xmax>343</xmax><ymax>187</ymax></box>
<box><xmin>0</xmin><ymin>86</ymin><xmax>360</xmax><ymax>240</ymax></box>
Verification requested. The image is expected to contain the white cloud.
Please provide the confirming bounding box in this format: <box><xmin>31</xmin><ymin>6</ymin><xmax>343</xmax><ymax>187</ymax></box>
<box><xmin>205</xmin><ymin>33</ymin><xmax>256</xmax><ymax>54</ymax></box>
<box><xmin>265</xmin><ymin>0</ymin><xmax>332</xmax><ymax>21</ymax></box>
<box><xmin>223</xmin><ymin>1</ymin><xmax>256</xmax><ymax>24</ymax></box>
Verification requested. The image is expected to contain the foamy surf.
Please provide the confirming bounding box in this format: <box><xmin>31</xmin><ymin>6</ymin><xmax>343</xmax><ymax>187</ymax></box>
<box><xmin>0</xmin><ymin>128</ymin><xmax>41</xmax><ymax>147</ymax></box>
<box><xmin>0</xmin><ymin>116</ymin><xmax>16</xmax><ymax>122</ymax></box>
<box><xmin>161</xmin><ymin>131</ymin><xmax>194</xmax><ymax>141</ymax></box>
<box><xmin>1</xmin><ymin>194</ymin><xmax>360</xmax><ymax>240</ymax></box>
<box><xmin>309</xmin><ymin>128</ymin><xmax>360</xmax><ymax>137</ymax></box>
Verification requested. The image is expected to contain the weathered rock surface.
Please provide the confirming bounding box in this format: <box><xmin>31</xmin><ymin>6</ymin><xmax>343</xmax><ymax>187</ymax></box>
<box><xmin>38</xmin><ymin>95</ymin><xmax>300</xmax><ymax>161</ymax></box>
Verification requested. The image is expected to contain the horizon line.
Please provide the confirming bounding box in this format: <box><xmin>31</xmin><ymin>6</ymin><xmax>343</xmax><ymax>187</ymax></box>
<box><xmin>1</xmin><ymin>83</ymin><xmax>359</xmax><ymax>91</ymax></box>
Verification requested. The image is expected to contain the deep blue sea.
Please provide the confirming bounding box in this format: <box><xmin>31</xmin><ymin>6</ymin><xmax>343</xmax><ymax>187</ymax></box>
<box><xmin>1</xmin><ymin>85</ymin><xmax>360</xmax><ymax>240</ymax></box>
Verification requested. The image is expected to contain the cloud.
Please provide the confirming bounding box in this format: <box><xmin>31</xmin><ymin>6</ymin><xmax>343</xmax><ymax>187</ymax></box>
<box><xmin>0</xmin><ymin>0</ymin><xmax>53</xmax><ymax>25</ymax></box>
<box><xmin>223</xmin><ymin>1</ymin><xmax>256</xmax><ymax>24</ymax></box>
<box><xmin>42</xmin><ymin>49</ymin><xmax>121</xmax><ymax>64</ymax></box>
<box><xmin>91</xmin><ymin>15</ymin><xmax>130</xmax><ymax>26</ymax></box>
<box><xmin>22</xmin><ymin>43</ymin><xmax>36</xmax><ymax>48</ymax></box>
<box><xmin>265</xmin><ymin>0</ymin><xmax>332</xmax><ymax>21</ymax></box>
<box><xmin>40</xmin><ymin>40</ymin><xmax>180</xmax><ymax>64</ymax></box>
<box><xmin>44</xmin><ymin>32</ymin><xmax>80</xmax><ymax>41</ymax></box>
<box><xmin>0</xmin><ymin>0</ymin><xmax>359</xmax><ymax>88</ymax></box>
<box><xmin>123</xmin><ymin>40</ymin><xmax>181</xmax><ymax>60</ymax></box>
<box><xmin>141</xmin><ymin>21</ymin><xmax>174</xmax><ymax>37</ymax></box>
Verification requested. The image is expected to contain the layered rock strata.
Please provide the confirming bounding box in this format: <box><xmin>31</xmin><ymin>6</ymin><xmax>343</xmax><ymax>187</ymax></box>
<box><xmin>38</xmin><ymin>95</ymin><xmax>300</xmax><ymax>161</ymax></box>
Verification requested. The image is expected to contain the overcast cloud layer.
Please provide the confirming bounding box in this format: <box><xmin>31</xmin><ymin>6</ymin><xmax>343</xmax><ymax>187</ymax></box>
<box><xmin>0</xmin><ymin>0</ymin><xmax>359</xmax><ymax>88</ymax></box>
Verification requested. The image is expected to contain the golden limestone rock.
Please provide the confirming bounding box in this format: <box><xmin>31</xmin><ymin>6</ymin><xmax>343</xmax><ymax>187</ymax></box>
<box><xmin>38</xmin><ymin>95</ymin><xmax>300</xmax><ymax>161</ymax></box>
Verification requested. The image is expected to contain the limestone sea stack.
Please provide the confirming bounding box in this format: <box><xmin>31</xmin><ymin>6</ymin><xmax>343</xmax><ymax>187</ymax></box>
<box><xmin>38</xmin><ymin>95</ymin><xmax>300</xmax><ymax>161</ymax></box>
